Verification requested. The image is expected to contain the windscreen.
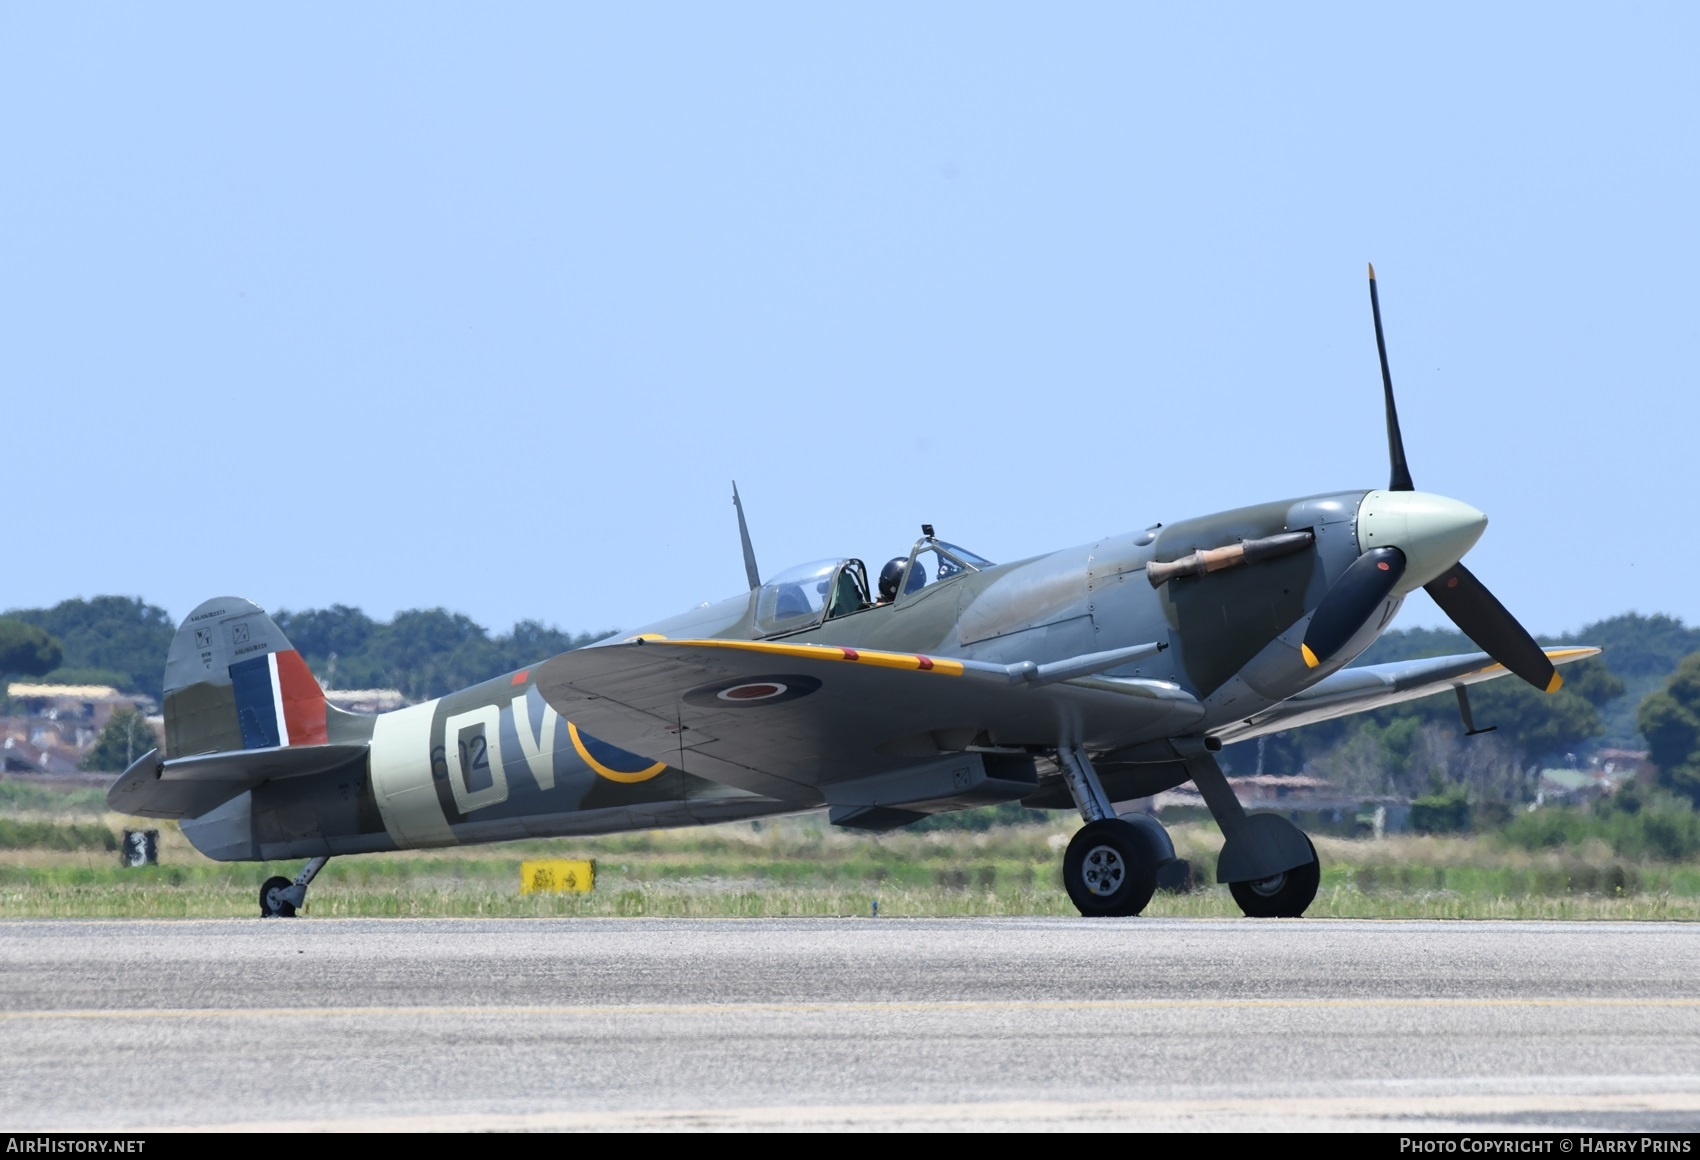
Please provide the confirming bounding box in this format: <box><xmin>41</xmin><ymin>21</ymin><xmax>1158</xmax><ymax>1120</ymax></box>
<box><xmin>755</xmin><ymin>560</ymin><xmax>840</xmax><ymax>632</ymax></box>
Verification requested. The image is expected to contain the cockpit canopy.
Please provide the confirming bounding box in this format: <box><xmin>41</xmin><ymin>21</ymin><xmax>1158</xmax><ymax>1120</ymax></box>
<box><xmin>892</xmin><ymin>538</ymin><xmax>992</xmax><ymax>599</ymax></box>
<box><xmin>753</xmin><ymin>539</ymin><xmax>993</xmax><ymax>637</ymax></box>
<box><xmin>754</xmin><ymin>559</ymin><xmax>868</xmax><ymax>634</ymax></box>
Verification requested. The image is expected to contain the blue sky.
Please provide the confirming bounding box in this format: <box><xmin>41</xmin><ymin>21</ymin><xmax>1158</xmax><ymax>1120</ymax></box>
<box><xmin>4</xmin><ymin>4</ymin><xmax>1695</xmax><ymax>640</ymax></box>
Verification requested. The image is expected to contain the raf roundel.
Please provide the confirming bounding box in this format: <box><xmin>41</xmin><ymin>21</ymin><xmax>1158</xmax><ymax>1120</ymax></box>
<box><xmin>719</xmin><ymin>681</ymin><xmax>788</xmax><ymax>702</ymax></box>
<box><xmin>683</xmin><ymin>674</ymin><xmax>822</xmax><ymax>709</ymax></box>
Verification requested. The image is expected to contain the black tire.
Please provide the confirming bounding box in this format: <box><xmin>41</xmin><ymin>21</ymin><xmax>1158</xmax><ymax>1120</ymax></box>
<box><xmin>1228</xmin><ymin>839</ymin><xmax>1320</xmax><ymax>918</ymax></box>
<box><xmin>260</xmin><ymin>876</ymin><xmax>297</xmax><ymax>918</ymax></box>
<box><xmin>1063</xmin><ymin>819</ymin><xmax>1159</xmax><ymax>917</ymax></box>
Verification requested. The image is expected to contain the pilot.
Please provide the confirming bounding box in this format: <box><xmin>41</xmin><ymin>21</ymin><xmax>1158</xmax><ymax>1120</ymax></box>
<box><xmin>876</xmin><ymin>557</ymin><xmax>907</xmax><ymax>605</ymax></box>
<box><xmin>905</xmin><ymin>558</ymin><xmax>929</xmax><ymax>595</ymax></box>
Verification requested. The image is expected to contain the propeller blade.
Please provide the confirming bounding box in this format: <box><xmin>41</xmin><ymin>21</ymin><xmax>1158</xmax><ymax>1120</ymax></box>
<box><xmin>1424</xmin><ymin>563</ymin><xmax>1561</xmax><ymax>692</ymax></box>
<box><xmin>1368</xmin><ymin>263</ymin><xmax>1415</xmax><ymax>492</ymax></box>
<box><xmin>1301</xmin><ymin>547</ymin><xmax>1407</xmax><ymax>668</ymax></box>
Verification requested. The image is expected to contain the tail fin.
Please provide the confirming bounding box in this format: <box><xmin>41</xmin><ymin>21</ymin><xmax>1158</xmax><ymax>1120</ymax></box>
<box><xmin>163</xmin><ymin>597</ymin><xmax>331</xmax><ymax>757</ymax></box>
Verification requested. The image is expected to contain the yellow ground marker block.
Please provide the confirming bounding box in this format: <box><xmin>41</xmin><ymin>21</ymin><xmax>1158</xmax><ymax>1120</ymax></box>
<box><xmin>520</xmin><ymin>859</ymin><xmax>595</xmax><ymax>894</ymax></box>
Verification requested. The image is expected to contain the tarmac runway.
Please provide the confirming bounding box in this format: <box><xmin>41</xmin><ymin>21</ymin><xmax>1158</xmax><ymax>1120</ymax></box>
<box><xmin>5</xmin><ymin>917</ymin><xmax>1700</xmax><ymax>1132</ymax></box>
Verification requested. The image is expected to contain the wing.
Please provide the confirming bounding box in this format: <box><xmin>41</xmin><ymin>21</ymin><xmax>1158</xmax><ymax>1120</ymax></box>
<box><xmin>533</xmin><ymin>638</ymin><xmax>1203</xmax><ymax>800</ymax></box>
<box><xmin>1209</xmin><ymin>646</ymin><xmax>1600</xmax><ymax>745</ymax></box>
<box><xmin>106</xmin><ymin>743</ymin><xmax>369</xmax><ymax>819</ymax></box>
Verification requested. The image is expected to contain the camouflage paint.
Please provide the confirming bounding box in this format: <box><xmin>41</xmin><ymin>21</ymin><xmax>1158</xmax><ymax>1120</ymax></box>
<box><xmin>160</xmin><ymin>599</ymin><xmax>796</xmax><ymax>862</ymax></box>
<box><xmin>140</xmin><ymin>479</ymin><xmax>1559</xmax><ymax>865</ymax></box>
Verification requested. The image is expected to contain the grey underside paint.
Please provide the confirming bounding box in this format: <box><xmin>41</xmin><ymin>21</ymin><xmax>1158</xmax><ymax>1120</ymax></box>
<box><xmin>180</xmin><ymin>776</ymin><xmax>804</xmax><ymax>862</ymax></box>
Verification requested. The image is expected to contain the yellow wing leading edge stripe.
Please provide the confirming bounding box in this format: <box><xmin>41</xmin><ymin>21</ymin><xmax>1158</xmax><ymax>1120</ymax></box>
<box><xmin>1463</xmin><ymin>646</ymin><xmax>1599</xmax><ymax>690</ymax></box>
<box><xmin>639</xmin><ymin>639</ymin><xmax>1597</xmax><ymax>685</ymax></box>
<box><xmin>648</xmin><ymin>637</ymin><xmax>966</xmax><ymax>675</ymax></box>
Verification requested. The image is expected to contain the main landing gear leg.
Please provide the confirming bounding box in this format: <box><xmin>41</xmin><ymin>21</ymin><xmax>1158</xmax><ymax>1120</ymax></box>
<box><xmin>1057</xmin><ymin>744</ymin><xmax>1172</xmax><ymax>918</ymax></box>
<box><xmin>260</xmin><ymin>856</ymin><xmax>330</xmax><ymax>918</ymax></box>
<box><xmin>1182</xmin><ymin>742</ymin><xmax>1320</xmax><ymax>918</ymax></box>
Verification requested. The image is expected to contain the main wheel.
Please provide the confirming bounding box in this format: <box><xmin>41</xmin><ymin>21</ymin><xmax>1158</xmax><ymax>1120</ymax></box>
<box><xmin>260</xmin><ymin>876</ymin><xmax>297</xmax><ymax>918</ymax></box>
<box><xmin>1063</xmin><ymin>818</ymin><xmax>1159</xmax><ymax>917</ymax></box>
<box><xmin>1228</xmin><ymin>838</ymin><xmax>1320</xmax><ymax>918</ymax></box>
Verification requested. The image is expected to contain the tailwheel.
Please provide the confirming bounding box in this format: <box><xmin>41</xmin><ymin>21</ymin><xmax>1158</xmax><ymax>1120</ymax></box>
<box><xmin>260</xmin><ymin>876</ymin><xmax>297</xmax><ymax>918</ymax></box>
<box><xmin>1228</xmin><ymin>838</ymin><xmax>1320</xmax><ymax>918</ymax></box>
<box><xmin>1063</xmin><ymin>818</ymin><xmax>1159</xmax><ymax>917</ymax></box>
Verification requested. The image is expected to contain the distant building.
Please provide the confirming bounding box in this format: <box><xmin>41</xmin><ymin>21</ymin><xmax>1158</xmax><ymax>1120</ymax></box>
<box><xmin>1595</xmin><ymin>748</ymin><xmax>1654</xmax><ymax>782</ymax></box>
<box><xmin>1148</xmin><ymin>775</ymin><xmax>1409</xmax><ymax>836</ymax></box>
<box><xmin>1</xmin><ymin>734</ymin><xmax>80</xmax><ymax>774</ymax></box>
<box><xmin>1150</xmin><ymin>773</ymin><xmax>1340</xmax><ymax>809</ymax></box>
<box><xmin>6</xmin><ymin>684</ymin><xmax>155</xmax><ymax>728</ymax></box>
<box><xmin>3</xmin><ymin>683</ymin><xmax>156</xmax><ymax>774</ymax></box>
<box><xmin>0</xmin><ymin>683</ymin><xmax>406</xmax><ymax>776</ymax></box>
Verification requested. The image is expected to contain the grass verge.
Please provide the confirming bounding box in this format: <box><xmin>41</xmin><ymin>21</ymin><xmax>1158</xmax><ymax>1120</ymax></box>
<box><xmin>2</xmin><ymin>813</ymin><xmax>1700</xmax><ymax>919</ymax></box>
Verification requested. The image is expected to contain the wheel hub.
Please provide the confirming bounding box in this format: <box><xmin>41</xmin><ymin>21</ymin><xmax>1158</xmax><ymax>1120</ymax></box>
<box><xmin>1081</xmin><ymin>844</ymin><xmax>1126</xmax><ymax>897</ymax></box>
<box><xmin>1245</xmin><ymin>870</ymin><xmax>1288</xmax><ymax>897</ymax></box>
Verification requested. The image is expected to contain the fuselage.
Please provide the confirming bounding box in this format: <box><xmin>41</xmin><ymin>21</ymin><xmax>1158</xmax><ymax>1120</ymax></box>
<box><xmin>181</xmin><ymin>485</ymin><xmax>1487</xmax><ymax>862</ymax></box>
<box><xmin>621</xmin><ymin>486</ymin><xmax>1485</xmax><ymax>728</ymax></box>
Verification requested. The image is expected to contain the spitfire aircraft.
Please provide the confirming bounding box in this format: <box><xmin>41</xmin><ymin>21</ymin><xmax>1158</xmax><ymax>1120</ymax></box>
<box><xmin>111</xmin><ymin>267</ymin><xmax>1596</xmax><ymax>919</ymax></box>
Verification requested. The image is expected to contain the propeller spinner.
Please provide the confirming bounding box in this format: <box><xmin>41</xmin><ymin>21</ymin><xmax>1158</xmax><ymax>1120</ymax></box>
<box><xmin>1302</xmin><ymin>266</ymin><xmax>1561</xmax><ymax>694</ymax></box>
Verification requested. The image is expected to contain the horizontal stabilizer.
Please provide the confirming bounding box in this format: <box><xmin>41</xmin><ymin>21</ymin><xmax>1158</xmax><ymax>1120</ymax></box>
<box><xmin>107</xmin><ymin>743</ymin><xmax>369</xmax><ymax>820</ymax></box>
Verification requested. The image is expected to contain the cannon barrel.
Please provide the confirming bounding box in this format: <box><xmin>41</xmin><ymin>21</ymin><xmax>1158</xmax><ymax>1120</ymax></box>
<box><xmin>1147</xmin><ymin>529</ymin><xmax>1315</xmax><ymax>587</ymax></box>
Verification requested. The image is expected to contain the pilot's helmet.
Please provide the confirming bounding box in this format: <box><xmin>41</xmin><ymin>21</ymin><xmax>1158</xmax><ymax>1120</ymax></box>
<box><xmin>878</xmin><ymin>557</ymin><xmax>907</xmax><ymax>602</ymax></box>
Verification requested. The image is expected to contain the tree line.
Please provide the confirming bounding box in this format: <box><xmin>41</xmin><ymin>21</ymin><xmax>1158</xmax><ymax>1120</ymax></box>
<box><xmin>1216</xmin><ymin>612</ymin><xmax>1700</xmax><ymax>817</ymax></box>
<box><xmin>271</xmin><ymin>605</ymin><xmax>612</xmax><ymax>702</ymax></box>
<box><xmin>0</xmin><ymin>597</ymin><xmax>612</xmax><ymax>704</ymax></box>
<box><xmin>4</xmin><ymin>597</ymin><xmax>1700</xmax><ymax>806</ymax></box>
